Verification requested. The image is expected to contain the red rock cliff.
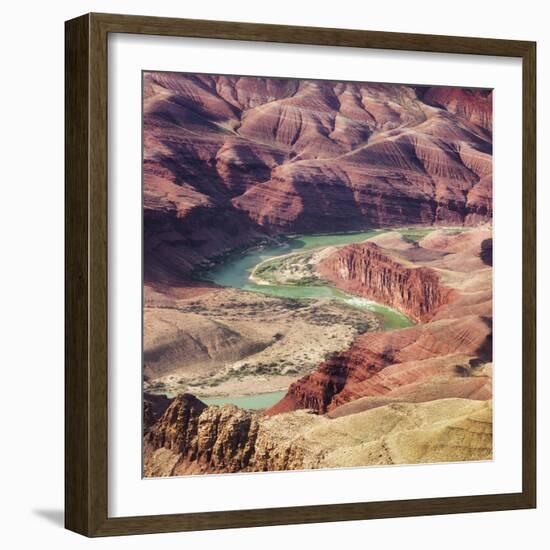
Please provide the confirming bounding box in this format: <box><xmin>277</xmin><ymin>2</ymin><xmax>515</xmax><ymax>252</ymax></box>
<box><xmin>318</xmin><ymin>242</ymin><xmax>453</xmax><ymax>323</ymax></box>
<box><xmin>144</xmin><ymin>393</ymin><xmax>319</xmax><ymax>475</ymax></box>
<box><xmin>267</xmin><ymin>314</ymin><xmax>492</xmax><ymax>416</ymax></box>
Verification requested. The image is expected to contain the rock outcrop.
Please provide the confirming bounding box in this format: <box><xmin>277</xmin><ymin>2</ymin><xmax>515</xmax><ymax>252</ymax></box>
<box><xmin>143</xmin><ymin>393</ymin><xmax>317</xmax><ymax>475</ymax></box>
<box><xmin>420</xmin><ymin>86</ymin><xmax>493</xmax><ymax>131</ymax></box>
<box><xmin>317</xmin><ymin>242</ymin><xmax>453</xmax><ymax>322</ymax></box>
<box><xmin>143</xmin><ymin>73</ymin><xmax>492</xmax><ymax>281</ymax></box>
<box><xmin>143</xmin><ymin>393</ymin><xmax>493</xmax><ymax>476</ymax></box>
<box><xmin>144</xmin><ymin>394</ymin><xmax>259</xmax><ymax>474</ymax></box>
<box><xmin>143</xmin><ymin>307</ymin><xmax>273</xmax><ymax>380</ymax></box>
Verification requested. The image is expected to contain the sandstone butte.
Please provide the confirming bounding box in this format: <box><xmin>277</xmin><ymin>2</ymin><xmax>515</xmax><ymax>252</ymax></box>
<box><xmin>142</xmin><ymin>73</ymin><xmax>493</xmax><ymax>475</ymax></box>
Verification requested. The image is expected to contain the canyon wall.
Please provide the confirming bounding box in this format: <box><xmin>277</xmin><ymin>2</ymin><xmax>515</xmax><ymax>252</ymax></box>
<box><xmin>144</xmin><ymin>393</ymin><xmax>317</xmax><ymax>474</ymax></box>
<box><xmin>317</xmin><ymin>242</ymin><xmax>453</xmax><ymax>322</ymax></box>
<box><xmin>144</xmin><ymin>392</ymin><xmax>493</xmax><ymax>476</ymax></box>
<box><xmin>143</xmin><ymin>73</ymin><xmax>493</xmax><ymax>281</ymax></box>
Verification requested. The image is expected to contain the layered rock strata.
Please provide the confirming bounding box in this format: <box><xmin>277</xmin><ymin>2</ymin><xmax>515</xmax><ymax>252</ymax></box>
<box><xmin>142</xmin><ymin>72</ymin><xmax>494</xmax><ymax>475</ymax></box>
<box><xmin>267</xmin><ymin>229</ymin><xmax>492</xmax><ymax>416</ymax></box>
<box><xmin>143</xmin><ymin>393</ymin><xmax>492</xmax><ymax>476</ymax></box>
<box><xmin>317</xmin><ymin>242</ymin><xmax>453</xmax><ymax>322</ymax></box>
<box><xmin>143</xmin><ymin>73</ymin><xmax>492</xmax><ymax>281</ymax></box>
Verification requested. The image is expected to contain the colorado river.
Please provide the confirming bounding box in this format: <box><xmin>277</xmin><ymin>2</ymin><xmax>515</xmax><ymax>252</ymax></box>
<box><xmin>203</xmin><ymin>230</ymin><xmax>413</xmax><ymax>330</ymax></box>
<box><xmin>191</xmin><ymin>231</ymin><xmax>414</xmax><ymax>409</ymax></box>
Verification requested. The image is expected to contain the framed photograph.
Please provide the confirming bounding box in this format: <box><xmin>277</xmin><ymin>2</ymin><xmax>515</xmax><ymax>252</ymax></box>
<box><xmin>65</xmin><ymin>13</ymin><xmax>536</xmax><ymax>536</ymax></box>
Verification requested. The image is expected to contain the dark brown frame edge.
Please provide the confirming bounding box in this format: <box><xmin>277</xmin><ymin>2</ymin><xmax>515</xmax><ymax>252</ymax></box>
<box><xmin>65</xmin><ymin>12</ymin><xmax>537</xmax><ymax>537</ymax></box>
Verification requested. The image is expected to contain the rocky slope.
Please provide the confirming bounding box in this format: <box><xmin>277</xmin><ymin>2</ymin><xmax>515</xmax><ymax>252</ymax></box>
<box><xmin>267</xmin><ymin>229</ymin><xmax>492</xmax><ymax>415</ymax></box>
<box><xmin>143</xmin><ymin>286</ymin><xmax>380</xmax><ymax>398</ymax></box>
<box><xmin>143</xmin><ymin>73</ymin><xmax>492</xmax><ymax>281</ymax></box>
<box><xmin>143</xmin><ymin>393</ymin><xmax>492</xmax><ymax>476</ymax></box>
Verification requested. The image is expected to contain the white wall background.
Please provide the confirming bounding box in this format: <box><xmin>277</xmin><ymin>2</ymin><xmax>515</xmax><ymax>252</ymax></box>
<box><xmin>0</xmin><ymin>0</ymin><xmax>546</xmax><ymax>547</ymax></box>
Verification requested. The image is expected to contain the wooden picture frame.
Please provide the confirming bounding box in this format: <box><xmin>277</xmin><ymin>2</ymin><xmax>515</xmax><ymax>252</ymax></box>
<box><xmin>65</xmin><ymin>12</ymin><xmax>536</xmax><ymax>537</ymax></box>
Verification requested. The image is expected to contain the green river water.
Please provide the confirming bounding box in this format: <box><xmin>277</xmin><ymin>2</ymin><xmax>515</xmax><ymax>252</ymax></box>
<box><xmin>194</xmin><ymin>231</ymin><xmax>414</xmax><ymax>409</ymax></box>
<box><xmin>203</xmin><ymin>230</ymin><xmax>413</xmax><ymax>330</ymax></box>
<box><xmin>200</xmin><ymin>391</ymin><xmax>287</xmax><ymax>409</ymax></box>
